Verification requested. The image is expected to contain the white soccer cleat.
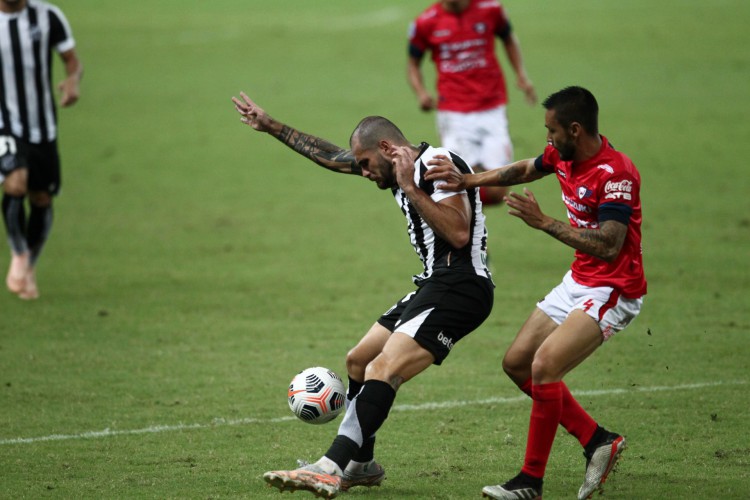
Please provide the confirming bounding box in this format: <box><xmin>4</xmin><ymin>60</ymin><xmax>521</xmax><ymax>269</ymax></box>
<box><xmin>263</xmin><ymin>462</ymin><xmax>341</xmax><ymax>499</ymax></box>
<box><xmin>578</xmin><ymin>434</ymin><xmax>626</xmax><ymax>499</ymax></box>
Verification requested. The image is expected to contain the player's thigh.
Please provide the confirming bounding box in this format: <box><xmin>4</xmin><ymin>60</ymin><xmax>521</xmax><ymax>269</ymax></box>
<box><xmin>503</xmin><ymin>307</ymin><xmax>558</xmax><ymax>381</ymax></box>
<box><xmin>477</xmin><ymin>106</ymin><xmax>513</xmax><ymax>169</ymax></box>
<box><xmin>437</xmin><ymin>111</ymin><xmax>481</xmax><ymax>166</ymax></box>
<box><xmin>532</xmin><ymin>310</ymin><xmax>602</xmax><ymax>383</ymax></box>
<box><xmin>2</xmin><ymin>167</ymin><xmax>28</xmax><ymax>195</ymax></box>
<box><xmin>365</xmin><ymin>332</ymin><xmax>436</xmax><ymax>387</ymax></box>
<box><xmin>347</xmin><ymin>322</ymin><xmax>391</xmax><ymax>375</ymax></box>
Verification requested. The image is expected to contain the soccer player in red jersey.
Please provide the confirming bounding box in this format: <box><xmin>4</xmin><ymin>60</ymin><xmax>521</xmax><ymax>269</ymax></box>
<box><xmin>425</xmin><ymin>86</ymin><xmax>646</xmax><ymax>499</ymax></box>
<box><xmin>408</xmin><ymin>0</ymin><xmax>536</xmax><ymax>207</ymax></box>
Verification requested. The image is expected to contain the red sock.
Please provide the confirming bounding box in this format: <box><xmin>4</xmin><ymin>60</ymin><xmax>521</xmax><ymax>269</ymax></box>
<box><xmin>521</xmin><ymin>382</ymin><xmax>563</xmax><ymax>479</ymax></box>
<box><xmin>517</xmin><ymin>377</ymin><xmax>597</xmax><ymax>447</ymax></box>
<box><xmin>518</xmin><ymin>377</ymin><xmax>532</xmax><ymax>396</ymax></box>
<box><xmin>560</xmin><ymin>383</ymin><xmax>597</xmax><ymax>447</ymax></box>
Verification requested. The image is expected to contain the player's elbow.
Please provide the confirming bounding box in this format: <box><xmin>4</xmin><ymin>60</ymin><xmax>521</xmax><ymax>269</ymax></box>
<box><xmin>598</xmin><ymin>244</ymin><xmax>622</xmax><ymax>263</ymax></box>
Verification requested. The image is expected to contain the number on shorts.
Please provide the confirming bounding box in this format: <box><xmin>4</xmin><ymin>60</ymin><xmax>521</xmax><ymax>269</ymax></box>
<box><xmin>0</xmin><ymin>136</ymin><xmax>17</xmax><ymax>157</ymax></box>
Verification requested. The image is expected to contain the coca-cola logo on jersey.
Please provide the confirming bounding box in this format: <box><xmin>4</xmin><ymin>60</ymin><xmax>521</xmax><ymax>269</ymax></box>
<box><xmin>605</xmin><ymin>180</ymin><xmax>633</xmax><ymax>193</ymax></box>
<box><xmin>604</xmin><ymin>179</ymin><xmax>633</xmax><ymax>200</ymax></box>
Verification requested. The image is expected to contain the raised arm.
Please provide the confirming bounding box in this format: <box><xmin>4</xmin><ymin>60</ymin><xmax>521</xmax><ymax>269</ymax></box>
<box><xmin>232</xmin><ymin>92</ymin><xmax>361</xmax><ymax>176</ymax></box>
<box><xmin>424</xmin><ymin>157</ymin><xmax>548</xmax><ymax>191</ymax></box>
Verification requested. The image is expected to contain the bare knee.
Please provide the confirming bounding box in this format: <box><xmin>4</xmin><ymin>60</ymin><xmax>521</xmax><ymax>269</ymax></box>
<box><xmin>530</xmin><ymin>349</ymin><xmax>563</xmax><ymax>384</ymax></box>
<box><xmin>3</xmin><ymin>169</ymin><xmax>28</xmax><ymax>197</ymax></box>
<box><xmin>502</xmin><ymin>350</ymin><xmax>530</xmax><ymax>385</ymax></box>
<box><xmin>28</xmin><ymin>191</ymin><xmax>52</xmax><ymax>207</ymax></box>
<box><xmin>346</xmin><ymin>344</ymin><xmax>372</xmax><ymax>381</ymax></box>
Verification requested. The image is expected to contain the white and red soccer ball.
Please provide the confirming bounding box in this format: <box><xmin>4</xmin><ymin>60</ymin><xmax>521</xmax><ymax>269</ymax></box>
<box><xmin>287</xmin><ymin>367</ymin><xmax>346</xmax><ymax>424</ymax></box>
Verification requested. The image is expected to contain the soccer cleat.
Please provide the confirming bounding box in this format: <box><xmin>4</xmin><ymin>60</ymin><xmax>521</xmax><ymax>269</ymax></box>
<box><xmin>341</xmin><ymin>460</ymin><xmax>385</xmax><ymax>491</ymax></box>
<box><xmin>482</xmin><ymin>473</ymin><xmax>543</xmax><ymax>500</ymax></box>
<box><xmin>263</xmin><ymin>463</ymin><xmax>341</xmax><ymax>499</ymax></box>
<box><xmin>577</xmin><ymin>433</ymin><xmax>626</xmax><ymax>500</ymax></box>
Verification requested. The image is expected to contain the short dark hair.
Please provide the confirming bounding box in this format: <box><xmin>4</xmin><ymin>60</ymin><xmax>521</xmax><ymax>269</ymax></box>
<box><xmin>350</xmin><ymin>116</ymin><xmax>407</xmax><ymax>150</ymax></box>
<box><xmin>542</xmin><ymin>86</ymin><xmax>599</xmax><ymax>135</ymax></box>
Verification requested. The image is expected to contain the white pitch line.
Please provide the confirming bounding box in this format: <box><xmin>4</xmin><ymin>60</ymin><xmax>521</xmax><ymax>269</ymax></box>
<box><xmin>1</xmin><ymin>380</ymin><xmax>744</xmax><ymax>446</ymax></box>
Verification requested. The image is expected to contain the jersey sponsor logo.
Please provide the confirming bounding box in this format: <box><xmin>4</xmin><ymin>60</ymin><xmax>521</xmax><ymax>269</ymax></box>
<box><xmin>577</xmin><ymin>186</ymin><xmax>593</xmax><ymax>199</ymax></box>
<box><xmin>437</xmin><ymin>331</ymin><xmax>454</xmax><ymax>350</ymax></box>
<box><xmin>439</xmin><ymin>57</ymin><xmax>488</xmax><ymax>73</ymax></box>
<box><xmin>563</xmin><ymin>194</ymin><xmax>591</xmax><ymax>213</ymax></box>
<box><xmin>597</xmin><ymin>163</ymin><xmax>615</xmax><ymax>174</ymax></box>
<box><xmin>567</xmin><ymin>210</ymin><xmax>597</xmax><ymax>228</ymax></box>
<box><xmin>604</xmin><ymin>179</ymin><xmax>633</xmax><ymax>201</ymax></box>
<box><xmin>438</xmin><ymin>38</ymin><xmax>486</xmax><ymax>52</ymax></box>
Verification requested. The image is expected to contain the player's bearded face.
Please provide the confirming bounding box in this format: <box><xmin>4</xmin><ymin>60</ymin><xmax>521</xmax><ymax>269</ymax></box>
<box><xmin>555</xmin><ymin>136</ymin><xmax>576</xmax><ymax>161</ymax></box>
<box><xmin>371</xmin><ymin>156</ymin><xmax>396</xmax><ymax>189</ymax></box>
<box><xmin>545</xmin><ymin>110</ymin><xmax>576</xmax><ymax>161</ymax></box>
<box><xmin>356</xmin><ymin>148</ymin><xmax>396</xmax><ymax>190</ymax></box>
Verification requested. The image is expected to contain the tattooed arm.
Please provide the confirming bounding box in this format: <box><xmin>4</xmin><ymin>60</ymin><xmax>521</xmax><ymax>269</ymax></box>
<box><xmin>505</xmin><ymin>187</ymin><xmax>627</xmax><ymax>262</ymax></box>
<box><xmin>423</xmin><ymin>157</ymin><xmax>547</xmax><ymax>190</ymax></box>
<box><xmin>232</xmin><ymin>92</ymin><xmax>361</xmax><ymax>176</ymax></box>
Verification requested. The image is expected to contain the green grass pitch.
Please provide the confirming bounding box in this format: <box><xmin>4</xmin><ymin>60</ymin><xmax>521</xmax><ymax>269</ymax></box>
<box><xmin>1</xmin><ymin>0</ymin><xmax>748</xmax><ymax>498</ymax></box>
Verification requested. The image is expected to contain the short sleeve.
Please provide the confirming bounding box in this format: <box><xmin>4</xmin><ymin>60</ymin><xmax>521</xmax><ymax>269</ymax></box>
<box><xmin>599</xmin><ymin>174</ymin><xmax>638</xmax><ymax>209</ymax></box>
<box><xmin>494</xmin><ymin>3</ymin><xmax>512</xmax><ymax>39</ymax></box>
<box><xmin>535</xmin><ymin>145</ymin><xmax>558</xmax><ymax>173</ymax></box>
<box><xmin>48</xmin><ymin>5</ymin><xmax>75</xmax><ymax>53</ymax></box>
<box><xmin>408</xmin><ymin>14</ymin><xmax>430</xmax><ymax>56</ymax></box>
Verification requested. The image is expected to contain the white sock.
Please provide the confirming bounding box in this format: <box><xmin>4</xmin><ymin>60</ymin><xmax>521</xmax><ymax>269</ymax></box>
<box><xmin>344</xmin><ymin>459</ymin><xmax>373</xmax><ymax>474</ymax></box>
<box><xmin>314</xmin><ymin>456</ymin><xmax>343</xmax><ymax>476</ymax></box>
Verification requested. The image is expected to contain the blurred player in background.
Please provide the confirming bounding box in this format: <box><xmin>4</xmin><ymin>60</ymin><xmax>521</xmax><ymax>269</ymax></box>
<box><xmin>232</xmin><ymin>91</ymin><xmax>494</xmax><ymax>498</ymax></box>
<box><xmin>407</xmin><ymin>0</ymin><xmax>536</xmax><ymax>208</ymax></box>
<box><xmin>426</xmin><ymin>86</ymin><xmax>646</xmax><ymax>499</ymax></box>
<box><xmin>0</xmin><ymin>0</ymin><xmax>82</xmax><ymax>299</ymax></box>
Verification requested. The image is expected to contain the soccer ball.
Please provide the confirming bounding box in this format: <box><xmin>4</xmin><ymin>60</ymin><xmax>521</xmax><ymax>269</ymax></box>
<box><xmin>287</xmin><ymin>367</ymin><xmax>346</xmax><ymax>424</ymax></box>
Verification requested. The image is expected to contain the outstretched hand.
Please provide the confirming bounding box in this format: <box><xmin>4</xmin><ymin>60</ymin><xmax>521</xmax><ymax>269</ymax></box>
<box><xmin>423</xmin><ymin>155</ymin><xmax>465</xmax><ymax>191</ymax></box>
<box><xmin>505</xmin><ymin>188</ymin><xmax>548</xmax><ymax>229</ymax></box>
<box><xmin>232</xmin><ymin>91</ymin><xmax>274</xmax><ymax>132</ymax></box>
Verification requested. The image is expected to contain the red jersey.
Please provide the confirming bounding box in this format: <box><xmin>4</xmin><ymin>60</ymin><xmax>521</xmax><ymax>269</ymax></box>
<box><xmin>536</xmin><ymin>136</ymin><xmax>647</xmax><ymax>298</ymax></box>
<box><xmin>409</xmin><ymin>0</ymin><xmax>511</xmax><ymax>112</ymax></box>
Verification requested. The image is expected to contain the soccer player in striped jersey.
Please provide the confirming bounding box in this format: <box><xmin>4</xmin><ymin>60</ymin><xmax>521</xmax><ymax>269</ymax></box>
<box><xmin>0</xmin><ymin>0</ymin><xmax>82</xmax><ymax>299</ymax></box>
<box><xmin>233</xmin><ymin>92</ymin><xmax>495</xmax><ymax>498</ymax></box>
<box><xmin>426</xmin><ymin>86</ymin><xmax>646</xmax><ymax>499</ymax></box>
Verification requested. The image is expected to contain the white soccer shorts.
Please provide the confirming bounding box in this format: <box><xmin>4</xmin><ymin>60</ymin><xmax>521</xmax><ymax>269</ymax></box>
<box><xmin>537</xmin><ymin>270</ymin><xmax>644</xmax><ymax>341</ymax></box>
<box><xmin>436</xmin><ymin>104</ymin><xmax>512</xmax><ymax>171</ymax></box>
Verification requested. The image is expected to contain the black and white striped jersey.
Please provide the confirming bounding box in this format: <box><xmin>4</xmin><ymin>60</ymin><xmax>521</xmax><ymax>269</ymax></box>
<box><xmin>0</xmin><ymin>0</ymin><xmax>75</xmax><ymax>143</ymax></box>
<box><xmin>393</xmin><ymin>143</ymin><xmax>492</xmax><ymax>285</ymax></box>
